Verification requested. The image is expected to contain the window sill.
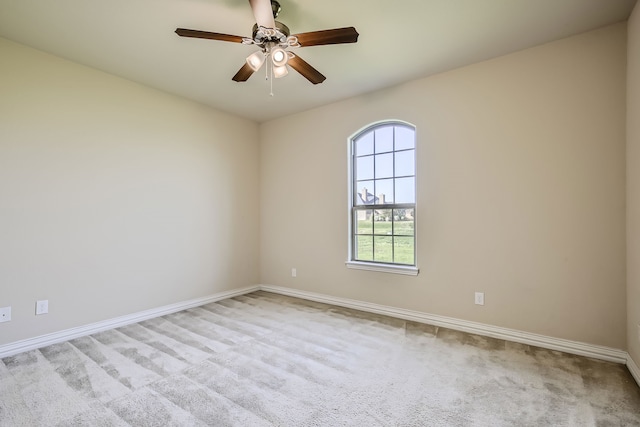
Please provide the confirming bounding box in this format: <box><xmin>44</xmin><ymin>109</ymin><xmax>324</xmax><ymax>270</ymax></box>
<box><xmin>345</xmin><ymin>261</ymin><xmax>419</xmax><ymax>276</ymax></box>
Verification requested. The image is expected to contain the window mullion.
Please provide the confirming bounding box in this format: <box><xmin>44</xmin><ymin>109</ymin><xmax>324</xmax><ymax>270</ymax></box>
<box><xmin>391</xmin><ymin>127</ymin><xmax>396</xmax><ymax>263</ymax></box>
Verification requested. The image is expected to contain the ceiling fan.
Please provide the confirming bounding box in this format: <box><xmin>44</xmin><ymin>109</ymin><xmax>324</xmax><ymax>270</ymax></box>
<box><xmin>175</xmin><ymin>0</ymin><xmax>359</xmax><ymax>85</ymax></box>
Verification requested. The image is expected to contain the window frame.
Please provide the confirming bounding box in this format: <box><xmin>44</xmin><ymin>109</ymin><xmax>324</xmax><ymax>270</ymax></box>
<box><xmin>346</xmin><ymin>120</ymin><xmax>419</xmax><ymax>276</ymax></box>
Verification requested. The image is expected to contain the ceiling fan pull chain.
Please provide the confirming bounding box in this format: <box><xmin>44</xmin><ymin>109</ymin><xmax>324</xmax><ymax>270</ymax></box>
<box><xmin>270</xmin><ymin>61</ymin><xmax>275</xmax><ymax>97</ymax></box>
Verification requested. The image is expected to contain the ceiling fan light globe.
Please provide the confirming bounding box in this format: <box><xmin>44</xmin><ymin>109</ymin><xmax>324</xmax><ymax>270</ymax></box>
<box><xmin>273</xmin><ymin>50</ymin><xmax>285</xmax><ymax>62</ymax></box>
<box><xmin>273</xmin><ymin>64</ymin><xmax>289</xmax><ymax>78</ymax></box>
<box><xmin>246</xmin><ymin>51</ymin><xmax>266</xmax><ymax>71</ymax></box>
<box><xmin>271</xmin><ymin>47</ymin><xmax>288</xmax><ymax>67</ymax></box>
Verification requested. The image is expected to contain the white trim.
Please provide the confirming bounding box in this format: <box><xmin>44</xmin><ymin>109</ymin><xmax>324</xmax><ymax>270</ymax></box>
<box><xmin>259</xmin><ymin>284</ymin><xmax>628</xmax><ymax>364</ymax></box>
<box><xmin>345</xmin><ymin>261</ymin><xmax>419</xmax><ymax>275</ymax></box>
<box><xmin>2</xmin><ymin>283</ymin><xmax>635</xmax><ymax>384</ymax></box>
<box><xmin>0</xmin><ymin>286</ymin><xmax>259</xmax><ymax>358</ymax></box>
<box><xmin>347</xmin><ymin>120</ymin><xmax>419</xmax><ymax>272</ymax></box>
<box><xmin>628</xmin><ymin>354</ymin><xmax>640</xmax><ymax>386</ymax></box>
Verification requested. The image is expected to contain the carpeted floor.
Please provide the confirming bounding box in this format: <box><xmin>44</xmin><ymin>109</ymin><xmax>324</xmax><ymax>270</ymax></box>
<box><xmin>1</xmin><ymin>291</ymin><xmax>639</xmax><ymax>426</ymax></box>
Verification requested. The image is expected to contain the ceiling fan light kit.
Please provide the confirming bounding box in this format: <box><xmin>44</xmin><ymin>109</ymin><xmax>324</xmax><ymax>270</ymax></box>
<box><xmin>246</xmin><ymin>51</ymin><xmax>266</xmax><ymax>72</ymax></box>
<box><xmin>271</xmin><ymin>47</ymin><xmax>288</xmax><ymax>67</ymax></box>
<box><xmin>175</xmin><ymin>0</ymin><xmax>358</xmax><ymax>92</ymax></box>
<box><xmin>273</xmin><ymin>64</ymin><xmax>289</xmax><ymax>79</ymax></box>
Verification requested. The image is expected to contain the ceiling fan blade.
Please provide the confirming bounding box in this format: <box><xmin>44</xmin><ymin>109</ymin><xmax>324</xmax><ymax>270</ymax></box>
<box><xmin>293</xmin><ymin>27</ymin><xmax>359</xmax><ymax>47</ymax></box>
<box><xmin>248</xmin><ymin>0</ymin><xmax>276</xmax><ymax>29</ymax></box>
<box><xmin>232</xmin><ymin>62</ymin><xmax>256</xmax><ymax>82</ymax></box>
<box><xmin>175</xmin><ymin>28</ymin><xmax>245</xmax><ymax>43</ymax></box>
<box><xmin>288</xmin><ymin>54</ymin><xmax>326</xmax><ymax>84</ymax></box>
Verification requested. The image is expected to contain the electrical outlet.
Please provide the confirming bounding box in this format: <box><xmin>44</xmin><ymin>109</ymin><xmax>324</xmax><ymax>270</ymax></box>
<box><xmin>474</xmin><ymin>292</ymin><xmax>485</xmax><ymax>306</ymax></box>
<box><xmin>291</xmin><ymin>268</ymin><xmax>297</xmax><ymax>278</ymax></box>
<box><xmin>0</xmin><ymin>306</ymin><xmax>11</xmax><ymax>323</ymax></box>
<box><xmin>36</xmin><ymin>300</ymin><xmax>48</xmax><ymax>315</ymax></box>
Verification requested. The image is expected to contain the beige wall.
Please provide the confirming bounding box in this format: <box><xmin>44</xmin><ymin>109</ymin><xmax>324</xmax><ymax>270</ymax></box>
<box><xmin>0</xmin><ymin>38</ymin><xmax>260</xmax><ymax>345</ymax></box>
<box><xmin>1</xmin><ymin>20</ymin><xmax>632</xmax><ymax>354</ymax></box>
<box><xmin>260</xmin><ymin>23</ymin><xmax>627</xmax><ymax>349</ymax></box>
<box><xmin>628</xmin><ymin>2</ymin><xmax>640</xmax><ymax>366</ymax></box>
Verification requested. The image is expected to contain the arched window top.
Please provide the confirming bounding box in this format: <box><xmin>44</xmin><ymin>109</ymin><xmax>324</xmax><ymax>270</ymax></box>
<box><xmin>352</xmin><ymin>121</ymin><xmax>416</xmax><ymax>148</ymax></box>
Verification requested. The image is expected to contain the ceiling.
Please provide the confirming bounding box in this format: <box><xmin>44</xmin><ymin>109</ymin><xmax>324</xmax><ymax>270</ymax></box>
<box><xmin>0</xmin><ymin>0</ymin><xmax>636</xmax><ymax>122</ymax></box>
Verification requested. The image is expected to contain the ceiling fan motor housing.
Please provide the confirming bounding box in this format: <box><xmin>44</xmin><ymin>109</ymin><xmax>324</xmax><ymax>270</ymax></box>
<box><xmin>252</xmin><ymin>21</ymin><xmax>290</xmax><ymax>45</ymax></box>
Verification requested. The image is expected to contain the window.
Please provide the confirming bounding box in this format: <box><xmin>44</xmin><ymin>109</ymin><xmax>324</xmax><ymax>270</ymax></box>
<box><xmin>347</xmin><ymin>122</ymin><xmax>418</xmax><ymax>275</ymax></box>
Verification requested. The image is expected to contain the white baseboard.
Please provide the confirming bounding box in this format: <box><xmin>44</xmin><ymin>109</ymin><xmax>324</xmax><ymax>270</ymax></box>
<box><xmin>628</xmin><ymin>354</ymin><xmax>640</xmax><ymax>386</ymax></box>
<box><xmin>0</xmin><ymin>286</ymin><xmax>259</xmax><ymax>359</ymax></box>
<box><xmin>259</xmin><ymin>284</ymin><xmax>629</xmax><ymax>365</ymax></box>
<box><xmin>2</xmin><ymin>283</ymin><xmax>636</xmax><ymax>388</ymax></box>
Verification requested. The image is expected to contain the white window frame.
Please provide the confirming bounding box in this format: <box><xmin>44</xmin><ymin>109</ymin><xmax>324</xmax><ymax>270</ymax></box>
<box><xmin>346</xmin><ymin>120</ymin><xmax>419</xmax><ymax>276</ymax></box>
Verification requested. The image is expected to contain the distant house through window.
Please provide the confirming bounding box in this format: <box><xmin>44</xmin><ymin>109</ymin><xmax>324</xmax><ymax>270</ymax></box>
<box><xmin>347</xmin><ymin>121</ymin><xmax>418</xmax><ymax>275</ymax></box>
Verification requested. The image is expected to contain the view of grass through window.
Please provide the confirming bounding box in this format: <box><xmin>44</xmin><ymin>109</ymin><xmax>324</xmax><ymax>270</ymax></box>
<box><xmin>355</xmin><ymin>208</ymin><xmax>415</xmax><ymax>264</ymax></box>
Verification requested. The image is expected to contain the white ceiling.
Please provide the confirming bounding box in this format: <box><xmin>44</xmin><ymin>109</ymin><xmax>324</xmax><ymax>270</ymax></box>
<box><xmin>0</xmin><ymin>0</ymin><xmax>636</xmax><ymax>122</ymax></box>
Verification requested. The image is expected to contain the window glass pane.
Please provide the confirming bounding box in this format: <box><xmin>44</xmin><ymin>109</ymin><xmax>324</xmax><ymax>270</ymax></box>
<box><xmin>395</xmin><ymin>177</ymin><xmax>415</xmax><ymax>203</ymax></box>
<box><xmin>355</xmin><ymin>181</ymin><xmax>374</xmax><ymax>205</ymax></box>
<box><xmin>393</xmin><ymin>211</ymin><xmax>414</xmax><ymax>236</ymax></box>
<box><xmin>395</xmin><ymin>150</ymin><xmax>414</xmax><ymax>177</ymax></box>
<box><xmin>373</xmin><ymin>211</ymin><xmax>392</xmax><ymax>234</ymax></box>
<box><xmin>354</xmin><ymin>210</ymin><xmax>373</xmax><ymax>234</ymax></box>
<box><xmin>393</xmin><ymin>236</ymin><xmax>414</xmax><ymax>265</ymax></box>
<box><xmin>374</xmin><ymin>153</ymin><xmax>393</xmax><ymax>179</ymax></box>
<box><xmin>373</xmin><ymin>179</ymin><xmax>393</xmax><ymax>204</ymax></box>
<box><xmin>356</xmin><ymin>156</ymin><xmax>374</xmax><ymax>181</ymax></box>
<box><xmin>374</xmin><ymin>236</ymin><xmax>393</xmax><ymax>263</ymax></box>
<box><xmin>355</xmin><ymin>132</ymin><xmax>374</xmax><ymax>156</ymax></box>
<box><xmin>395</xmin><ymin>126</ymin><xmax>415</xmax><ymax>150</ymax></box>
<box><xmin>356</xmin><ymin>235</ymin><xmax>373</xmax><ymax>261</ymax></box>
<box><xmin>375</xmin><ymin>127</ymin><xmax>394</xmax><ymax>153</ymax></box>
<box><xmin>404</xmin><ymin>209</ymin><xmax>416</xmax><ymax>221</ymax></box>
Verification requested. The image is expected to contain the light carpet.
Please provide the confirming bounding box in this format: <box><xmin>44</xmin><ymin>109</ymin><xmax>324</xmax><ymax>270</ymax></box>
<box><xmin>1</xmin><ymin>291</ymin><xmax>639</xmax><ymax>426</ymax></box>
